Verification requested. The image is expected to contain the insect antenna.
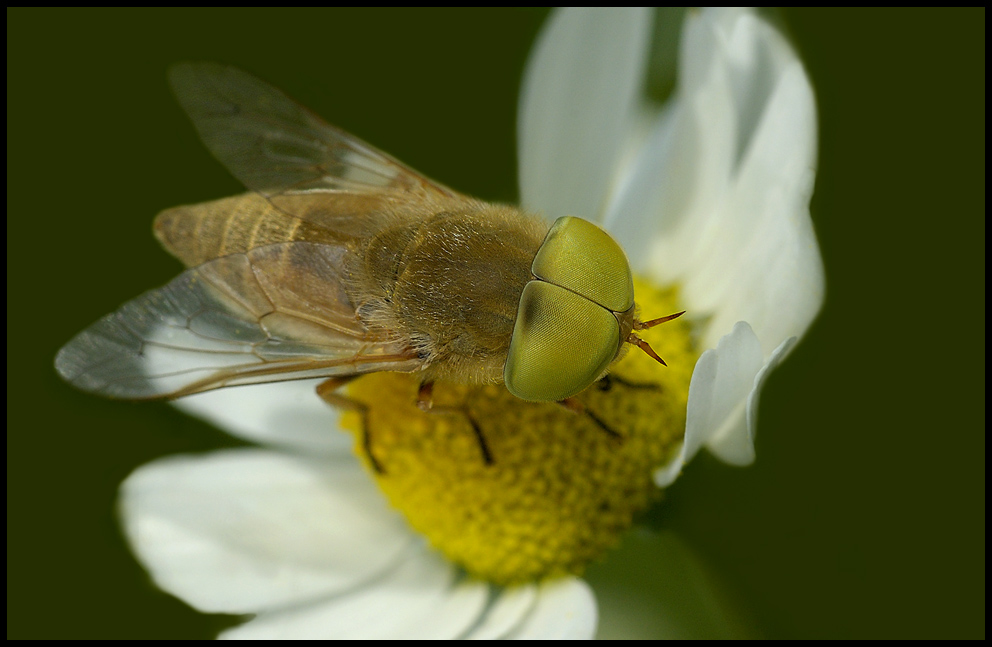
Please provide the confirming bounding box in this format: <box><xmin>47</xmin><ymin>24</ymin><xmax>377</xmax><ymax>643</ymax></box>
<box><xmin>627</xmin><ymin>311</ymin><xmax>686</xmax><ymax>366</ymax></box>
<box><xmin>634</xmin><ymin>311</ymin><xmax>686</xmax><ymax>330</ymax></box>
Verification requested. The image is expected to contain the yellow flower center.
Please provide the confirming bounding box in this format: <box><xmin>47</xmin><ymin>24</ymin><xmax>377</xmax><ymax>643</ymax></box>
<box><xmin>341</xmin><ymin>279</ymin><xmax>696</xmax><ymax>585</ymax></box>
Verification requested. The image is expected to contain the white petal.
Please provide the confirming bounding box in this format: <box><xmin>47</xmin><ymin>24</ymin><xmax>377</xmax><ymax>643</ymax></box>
<box><xmin>700</xmin><ymin>9</ymin><xmax>796</xmax><ymax>167</ymax></box>
<box><xmin>741</xmin><ymin>335</ymin><xmax>797</xmax><ymax>453</ymax></box>
<box><xmin>685</xmin><ymin>60</ymin><xmax>823</xmax><ymax>354</ymax></box>
<box><xmin>665</xmin><ymin>9</ymin><xmax>795</xmax><ymax>170</ymax></box>
<box><xmin>518</xmin><ymin>7</ymin><xmax>652</xmax><ymax>221</ymax></box>
<box><xmin>622</xmin><ymin>10</ymin><xmax>822</xmax><ymax>361</ymax></box>
<box><xmin>610</xmin><ymin>9</ymin><xmax>738</xmax><ymax>279</ymax></box>
<box><xmin>220</xmin><ymin>548</ymin><xmax>488</xmax><ymax>640</ymax></box>
<box><xmin>504</xmin><ymin>577</ymin><xmax>597</xmax><ymax>640</ymax></box>
<box><xmin>171</xmin><ymin>379</ymin><xmax>353</xmax><ymax>456</ymax></box>
<box><xmin>120</xmin><ymin>449</ymin><xmax>412</xmax><ymax>614</ymax></box>
<box><xmin>655</xmin><ymin>321</ymin><xmax>763</xmax><ymax>485</ymax></box>
<box><xmin>463</xmin><ymin>584</ymin><xmax>538</xmax><ymax>640</ymax></box>
<box><xmin>706</xmin><ymin>330</ymin><xmax>798</xmax><ymax>465</ymax></box>
<box><xmin>679</xmin><ymin>8</ymin><xmax>748</xmax><ymax>99</ymax></box>
<box><xmin>601</xmin><ymin>103</ymin><xmax>678</xmax><ymax>270</ymax></box>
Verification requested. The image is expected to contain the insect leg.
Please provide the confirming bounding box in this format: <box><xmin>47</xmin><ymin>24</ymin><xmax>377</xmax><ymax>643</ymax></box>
<box><xmin>417</xmin><ymin>381</ymin><xmax>494</xmax><ymax>465</ymax></box>
<box><xmin>316</xmin><ymin>376</ymin><xmax>384</xmax><ymax>474</ymax></box>
<box><xmin>558</xmin><ymin>397</ymin><xmax>623</xmax><ymax>442</ymax></box>
<box><xmin>415</xmin><ymin>380</ymin><xmax>437</xmax><ymax>413</ymax></box>
<box><xmin>596</xmin><ymin>373</ymin><xmax>662</xmax><ymax>392</ymax></box>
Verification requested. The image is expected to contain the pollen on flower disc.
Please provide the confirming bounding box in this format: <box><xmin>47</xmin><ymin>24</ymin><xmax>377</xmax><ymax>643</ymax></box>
<box><xmin>340</xmin><ymin>279</ymin><xmax>696</xmax><ymax>585</ymax></box>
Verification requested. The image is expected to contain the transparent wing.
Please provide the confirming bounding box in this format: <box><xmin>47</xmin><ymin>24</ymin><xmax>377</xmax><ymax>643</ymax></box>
<box><xmin>167</xmin><ymin>62</ymin><xmax>462</xmax><ymax>209</ymax></box>
<box><xmin>55</xmin><ymin>242</ymin><xmax>422</xmax><ymax>399</ymax></box>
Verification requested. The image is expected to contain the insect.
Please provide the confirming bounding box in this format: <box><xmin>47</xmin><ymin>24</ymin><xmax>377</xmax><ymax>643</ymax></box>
<box><xmin>55</xmin><ymin>63</ymin><xmax>683</xmax><ymax>470</ymax></box>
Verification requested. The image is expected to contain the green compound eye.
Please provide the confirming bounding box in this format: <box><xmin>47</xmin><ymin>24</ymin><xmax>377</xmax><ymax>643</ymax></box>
<box><xmin>504</xmin><ymin>281</ymin><xmax>620</xmax><ymax>402</ymax></box>
<box><xmin>531</xmin><ymin>216</ymin><xmax>634</xmax><ymax>313</ymax></box>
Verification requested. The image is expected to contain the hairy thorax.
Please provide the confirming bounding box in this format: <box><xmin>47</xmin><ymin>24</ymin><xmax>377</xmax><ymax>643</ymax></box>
<box><xmin>346</xmin><ymin>200</ymin><xmax>548</xmax><ymax>385</ymax></box>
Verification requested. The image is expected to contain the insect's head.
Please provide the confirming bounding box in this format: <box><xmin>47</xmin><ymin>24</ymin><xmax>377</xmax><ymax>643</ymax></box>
<box><xmin>504</xmin><ymin>217</ymin><xmax>682</xmax><ymax>402</ymax></box>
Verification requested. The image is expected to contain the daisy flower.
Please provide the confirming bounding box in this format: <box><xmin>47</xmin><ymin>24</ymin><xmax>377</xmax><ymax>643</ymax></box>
<box><xmin>105</xmin><ymin>7</ymin><xmax>821</xmax><ymax>639</ymax></box>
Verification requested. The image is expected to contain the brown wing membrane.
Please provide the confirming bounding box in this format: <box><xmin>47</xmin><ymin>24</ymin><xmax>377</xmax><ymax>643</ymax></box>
<box><xmin>55</xmin><ymin>242</ymin><xmax>422</xmax><ymax>399</ymax></box>
<box><xmin>153</xmin><ymin>192</ymin><xmax>386</xmax><ymax>270</ymax></box>
<box><xmin>167</xmin><ymin>62</ymin><xmax>461</xmax><ymax>210</ymax></box>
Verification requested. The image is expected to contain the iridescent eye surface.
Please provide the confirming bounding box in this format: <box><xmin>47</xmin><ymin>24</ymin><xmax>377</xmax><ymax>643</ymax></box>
<box><xmin>504</xmin><ymin>282</ymin><xmax>620</xmax><ymax>402</ymax></box>
<box><xmin>504</xmin><ymin>217</ymin><xmax>635</xmax><ymax>402</ymax></box>
<box><xmin>531</xmin><ymin>216</ymin><xmax>634</xmax><ymax>313</ymax></box>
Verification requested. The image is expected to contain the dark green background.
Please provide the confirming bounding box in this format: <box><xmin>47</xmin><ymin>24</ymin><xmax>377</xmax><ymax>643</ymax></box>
<box><xmin>7</xmin><ymin>8</ymin><xmax>984</xmax><ymax>639</ymax></box>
